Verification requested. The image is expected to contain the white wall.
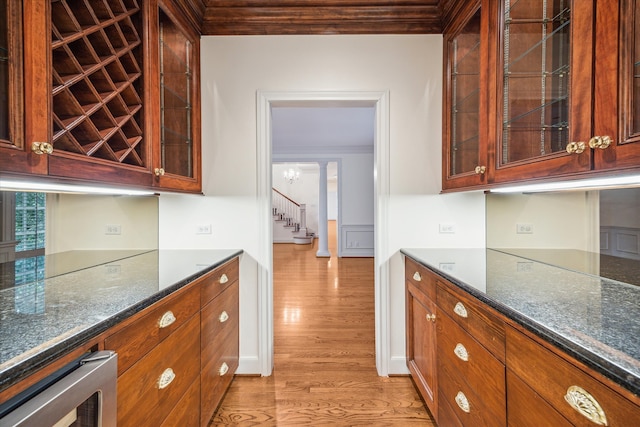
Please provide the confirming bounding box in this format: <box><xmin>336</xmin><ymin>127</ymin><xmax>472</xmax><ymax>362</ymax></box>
<box><xmin>158</xmin><ymin>35</ymin><xmax>486</xmax><ymax>375</ymax></box>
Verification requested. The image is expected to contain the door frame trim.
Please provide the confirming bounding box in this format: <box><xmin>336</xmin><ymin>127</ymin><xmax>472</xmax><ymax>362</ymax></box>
<box><xmin>256</xmin><ymin>90</ymin><xmax>391</xmax><ymax>376</ymax></box>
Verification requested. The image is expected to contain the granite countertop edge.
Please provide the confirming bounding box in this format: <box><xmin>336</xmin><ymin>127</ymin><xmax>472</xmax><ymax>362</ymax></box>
<box><xmin>0</xmin><ymin>249</ymin><xmax>243</xmax><ymax>394</ymax></box>
<box><xmin>400</xmin><ymin>249</ymin><xmax>640</xmax><ymax>397</ymax></box>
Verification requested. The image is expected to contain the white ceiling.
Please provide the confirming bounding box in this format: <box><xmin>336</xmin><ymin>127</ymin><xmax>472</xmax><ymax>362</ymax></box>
<box><xmin>271</xmin><ymin>107</ymin><xmax>375</xmax><ymax>154</ymax></box>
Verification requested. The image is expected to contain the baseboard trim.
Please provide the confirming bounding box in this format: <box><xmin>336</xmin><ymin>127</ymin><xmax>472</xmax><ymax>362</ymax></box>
<box><xmin>236</xmin><ymin>356</ymin><xmax>263</xmax><ymax>375</ymax></box>
<box><xmin>388</xmin><ymin>356</ymin><xmax>410</xmax><ymax>375</ymax></box>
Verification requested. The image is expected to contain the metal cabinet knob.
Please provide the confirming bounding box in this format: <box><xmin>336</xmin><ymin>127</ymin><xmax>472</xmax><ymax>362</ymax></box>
<box><xmin>31</xmin><ymin>141</ymin><xmax>53</xmax><ymax>155</ymax></box>
<box><xmin>154</xmin><ymin>167</ymin><xmax>165</xmax><ymax>176</ymax></box>
<box><xmin>219</xmin><ymin>273</ymin><xmax>229</xmax><ymax>284</ymax></box>
<box><xmin>157</xmin><ymin>368</ymin><xmax>176</xmax><ymax>389</ymax></box>
<box><xmin>158</xmin><ymin>311</ymin><xmax>176</xmax><ymax>329</ymax></box>
<box><xmin>566</xmin><ymin>141</ymin><xmax>586</xmax><ymax>154</ymax></box>
<box><xmin>219</xmin><ymin>362</ymin><xmax>229</xmax><ymax>376</ymax></box>
<box><xmin>425</xmin><ymin>313</ymin><xmax>436</xmax><ymax>323</ymax></box>
<box><xmin>413</xmin><ymin>271</ymin><xmax>422</xmax><ymax>281</ymax></box>
<box><xmin>474</xmin><ymin>165</ymin><xmax>486</xmax><ymax>174</ymax></box>
<box><xmin>588</xmin><ymin>135</ymin><xmax>612</xmax><ymax>150</ymax></box>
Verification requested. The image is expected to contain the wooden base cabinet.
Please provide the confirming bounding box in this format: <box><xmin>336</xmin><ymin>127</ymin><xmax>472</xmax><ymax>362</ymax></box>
<box><xmin>406</xmin><ymin>258</ymin><xmax>438</xmax><ymax>419</ymax></box>
<box><xmin>104</xmin><ymin>256</ymin><xmax>240</xmax><ymax>427</ymax></box>
<box><xmin>405</xmin><ymin>254</ymin><xmax>640</xmax><ymax>426</ymax></box>
<box><xmin>506</xmin><ymin>326</ymin><xmax>640</xmax><ymax>426</ymax></box>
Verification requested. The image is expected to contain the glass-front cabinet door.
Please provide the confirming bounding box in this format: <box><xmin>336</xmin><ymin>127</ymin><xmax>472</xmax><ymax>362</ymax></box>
<box><xmin>443</xmin><ymin>2</ymin><xmax>487</xmax><ymax>190</ymax></box>
<box><xmin>492</xmin><ymin>0</ymin><xmax>595</xmax><ymax>183</ymax></box>
<box><xmin>151</xmin><ymin>1</ymin><xmax>201</xmax><ymax>192</ymax></box>
<box><xmin>594</xmin><ymin>0</ymin><xmax>640</xmax><ymax>171</ymax></box>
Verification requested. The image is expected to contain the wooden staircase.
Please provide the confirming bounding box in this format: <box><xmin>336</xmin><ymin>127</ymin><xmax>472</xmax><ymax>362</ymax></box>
<box><xmin>272</xmin><ymin>188</ymin><xmax>314</xmax><ymax>244</ymax></box>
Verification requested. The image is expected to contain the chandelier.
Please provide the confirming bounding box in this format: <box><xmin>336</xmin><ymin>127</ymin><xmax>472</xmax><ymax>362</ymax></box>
<box><xmin>283</xmin><ymin>168</ymin><xmax>300</xmax><ymax>183</ymax></box>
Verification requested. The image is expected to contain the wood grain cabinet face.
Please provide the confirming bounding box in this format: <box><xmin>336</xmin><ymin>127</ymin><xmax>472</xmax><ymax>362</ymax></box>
<box><xmin>117</xmin><ymin>314</ymin><xmax>201</xmax><ymax>427</ymax></box>
<box><xmin>104</xmin><ymin>284</ymin><xmax>200</xmax><ymax>376</ymax></box>
<box><xmin>405</xmin><ymin>259</ymin><xmax>438</xmax><ymax>420</ymax></box>
<box><xmin>443</xmin><ymin>0</ymin><xmax>488</xmax><ymax>190</ymax></box>
<box><xmin>201</xmin><ymin>278</ymin><xmax>239</xmax><ymax>426</ymax></box>
<box><xmin>148</xmin><ymin>0</ymin><xmax>202</xmax><ymax>193</ymax></box>
<box><xmin>506</xmin><ymin>326</ymin><xmax>640</xmax><ymax>426</ymax></box>
<box><xmin>437</xmin><ymin>310</ymin><xmax>506</xmax><ymax>426</ymax></box>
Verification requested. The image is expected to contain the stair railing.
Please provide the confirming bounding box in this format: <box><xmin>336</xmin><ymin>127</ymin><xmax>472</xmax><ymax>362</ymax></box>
<box><xmin>272</xmin><ymin>188</ymin><xmax>303</xmax><ymax>232</ymax></box>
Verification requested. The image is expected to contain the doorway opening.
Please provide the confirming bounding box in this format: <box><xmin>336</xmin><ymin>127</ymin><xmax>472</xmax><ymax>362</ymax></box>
<box><xmin>257</xmin><ymin>91</ymin><xmax>390</xmax><ymax>377</ymax></box>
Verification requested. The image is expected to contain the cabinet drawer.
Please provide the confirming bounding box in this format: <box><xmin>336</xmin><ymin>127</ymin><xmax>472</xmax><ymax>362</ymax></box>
<box><xmin>105</xmin><ymin>284</ymin><xmax>200</xmax><ymax>375</ymax></box>
<box><xmin>201</xmin><ymin>257</ymin><xmax>239</xmax><ymax>306</ymax></box>
<box><xmin>117</xmin><ymin>314</ymin><xmax>201</xmax><ymax>427</ymax></box>
<box><xmin>439</xmin><ymin>354</ymin><xmax>504</xmax><ymax>427</ymax></box>
<box><xmin>201</xmin><ymin>281</ymin><xmax>239</xmax><ymax>362</ymax></box>
<box><xmin>201</xmin><ymin>328</ymin><xmax>239</xmax><ymax>426</ymax></box>
<box><xmin>406</xmin><ymin>257</ymin><xmax>436</xmax><ymax>300</ymax></box>
<box><xmin>437</xmin><ymin>283</ymin><xmax>505</xmax><ymax>361</ymax></box>
<box><xmin>507</xmin><ymin>369</ymin><xmax>571</xmax><ymax>427</ymax></box>
<box><xmin>437</xmin><ymin>310</ymin><xmax>505</xmax><ymax>422</ymax></box>
<box><xmin>161</xmin><ymin>377</ymin><xmax>200</xmax><ymax>427</ymax></box>
<box><xmin>506</xmin><ymin>326</ymin><xmax>640</xmax><ymax>426</ymax></box>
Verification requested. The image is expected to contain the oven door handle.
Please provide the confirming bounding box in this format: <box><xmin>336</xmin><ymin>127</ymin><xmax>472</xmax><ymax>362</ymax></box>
<box><xmin>0</xmin><ymin>351</ymin><xmax>118</xmax><ymax>427</ymax></box>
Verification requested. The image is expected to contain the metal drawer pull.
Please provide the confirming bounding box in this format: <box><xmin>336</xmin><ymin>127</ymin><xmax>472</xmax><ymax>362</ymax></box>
<box><xmin>454</xmin><ymin>343</ymin><xmax>469</xmax><ymax>362</ymax></box>
<box><xmin>453</xmin><ymin>302</ymin><xmax>468</xmax><ymax>318</ymax></box>
<box><xmin>219</xmin><ymin>362</ymin><xmax>229</xmax><ymax>376</ymax></box>
<box><xmin>219</xmin><ymin>274</ymin><xmax>229</xmax><ymax>284</ymax></box>
<box><xmin>157</xmin><ymin>368</ymin><xmax>176</xmax><ymax>389</ymax></box>
<box><xmin>158</xmin><ymin>311</ymin><xmax>176</xmax><ymax>329</ymax></box>
<box><xmin>219</xmin><ymin>311</ymin><xmax>229</xmax><ymax>323</ymax></box>
<box><xmin>564</xmin><ymin>385</ymin><xmax>608</xmax><ymax>426</ymax></box>
<box><xmin>455</xmin><ymin>391</ymin><xmax>470</xmax><ymax>413</ymax></box>
<box><xmin>412</xmin><ymin>271</ymin><xmax>422</xmax><ymax>281</ymax></box>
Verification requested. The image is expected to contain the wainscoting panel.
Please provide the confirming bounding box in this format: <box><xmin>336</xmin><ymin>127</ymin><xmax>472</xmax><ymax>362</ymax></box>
<box><xmin>600</xmin><ymin>226</ymin><xmax>640</xmax><ymax>260</ymax></box>
<box><xmin>341</xmin><ymin>225</ymin><xmax>374</xmax><ymax>257</ymax></box>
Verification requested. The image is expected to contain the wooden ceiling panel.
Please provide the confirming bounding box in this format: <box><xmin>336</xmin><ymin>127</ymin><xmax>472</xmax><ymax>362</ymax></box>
<box><xmin>202</xmin><ymin>0</ymin><xmax>444</xmax><ymax>35</ymax></box>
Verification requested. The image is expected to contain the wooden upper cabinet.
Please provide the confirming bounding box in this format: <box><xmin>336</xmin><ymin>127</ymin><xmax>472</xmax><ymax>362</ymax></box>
<box><xmin>1</xmin><ymin>0</ymin><xmax>201</xmax><ymax>193</ymax></box>
<box><xmin>491</xmin><ymin>0</ymin><xmax>594</xmax><ymax>184</ymax></box>
<box><xmin>594</xmin><ymin>0</ymin><xmax>640</xmax><ymax>172</ymax></box>
<box><xmin>0</xmin><ymin>0</ymin><xmax>48</xmax><ymax>176</ymax></box>
<box><xmin>442</xmin><ymin>0</ymin><xmax>488</xmax><ymax>191</ymax></box>
<box><xmin>149</xmin><ymin>0</ymin><xmax>202</xmax><ymax>193</ymax></box>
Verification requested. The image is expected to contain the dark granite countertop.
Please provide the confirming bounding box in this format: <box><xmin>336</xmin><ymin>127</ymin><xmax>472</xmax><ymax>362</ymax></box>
<box><xmin>0</xmin><ymin>249</ymin><xmax>242</xmax><ymax>394</ymax></box>
<box><xmin>400</xmin><ymin>248</ymin><xmax>640</xmax><ymax>396</ymax></box>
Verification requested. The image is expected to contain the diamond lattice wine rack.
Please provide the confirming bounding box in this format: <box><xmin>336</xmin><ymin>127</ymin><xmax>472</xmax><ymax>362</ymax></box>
<box><xmin>50</xmin><ymin>0</ymin><xmax>145</xmax><ymax>167</ymax></box>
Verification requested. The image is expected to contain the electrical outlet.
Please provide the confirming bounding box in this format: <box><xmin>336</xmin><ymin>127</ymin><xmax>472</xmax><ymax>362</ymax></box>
<box><xmin>105</xmin><ymin>224</ymin><xmax>121</xmax><ymax>235</ymax></box>
<box><xmin>196</xmin><ymin>224</ymin><xmax>212</xmax><ymax>235</ymax></box>
<box><xmin>516</xmin><ymin>223</ymin><xmax>534</xmax><ymax>234</ymax></box>
<box><xmin>439</xmin><ymin>262</ymin><xmax>456</xmax><ymax>272</ymax></box>
<box><xmin>439</xmin><ymin>223</ymin><xmax>456</xmax><ymax>234</ymax></box>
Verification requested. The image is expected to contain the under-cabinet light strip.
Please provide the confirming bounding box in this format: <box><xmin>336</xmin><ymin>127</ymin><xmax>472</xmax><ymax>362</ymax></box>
<box><xmin>490</xmin><ymin>174</ymin><xmax>640</xmax><ymax>193</ymax></box>
<box><xmin>0</xmin><ymin>179</ymin><xmax>157</xmax><ymax>196</ymax></box>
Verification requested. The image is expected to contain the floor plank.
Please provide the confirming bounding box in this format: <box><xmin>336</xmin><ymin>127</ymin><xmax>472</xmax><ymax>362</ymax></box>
<box><xmin>210</xmin><ymin>221</ymin><xmax>435</xmax><ymax>426</ymax></box>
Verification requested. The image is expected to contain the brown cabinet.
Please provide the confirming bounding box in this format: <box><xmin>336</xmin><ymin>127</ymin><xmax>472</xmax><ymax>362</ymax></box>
<box><xmin>104</xmin><ymin>256</ymin><xmax>240</xmax><ymax>426</ymax></box>
<box><xmin>443</xmin><ymin>0</ymin><xmax>640</xmax><ymax>190</ymax></box>
<box><xmin>442</xmin><ymin>0</ymin><xmax>489</xmax><ymax>190</ymax></box>
<box><xmin>405</xmin><ymin>254</ymin><xmax>640</xmax><ymax>426</ymax></box>
<box><xmin>507</xmin><ymin>325</ymin><xmax>640</xmax><ymax>426</ymax></box>
<box><xmin>0</xmin><ymin>0</ymin><xmax>201</xmax><ymax>193</ymax></box>
<box><xmin>437</xmin><ymin>303</ymin><xmax>505</xmax><ymax>426</ymax></box>
<box><xmin>405</xmin><ymin>257</ymin><xmax>438</xmax><ymax>419</ymax></box>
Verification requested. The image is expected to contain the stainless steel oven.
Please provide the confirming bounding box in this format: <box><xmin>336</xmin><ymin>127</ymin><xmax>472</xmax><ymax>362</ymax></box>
<box><xmin>0</xmin><ymin>351</ymin><xmax>117</xmax><ymax>427</ymax></box>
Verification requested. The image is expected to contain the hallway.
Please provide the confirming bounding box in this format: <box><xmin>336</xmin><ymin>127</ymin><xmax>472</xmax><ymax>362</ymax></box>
<box><xmin>211</xmin><ymin>221</ymin><xmax>435</xmax><ymax>425</ymax></box>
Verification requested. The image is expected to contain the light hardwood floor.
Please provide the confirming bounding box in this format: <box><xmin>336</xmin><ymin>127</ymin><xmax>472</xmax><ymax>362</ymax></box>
<box><xmin>211</xmin><ymin>221</ymin><xmax>435</xmax><ymax>426</ymax></box>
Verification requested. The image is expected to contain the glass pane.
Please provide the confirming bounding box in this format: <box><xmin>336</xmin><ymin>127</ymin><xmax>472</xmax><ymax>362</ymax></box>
<box><xmin>0</xmin><ymin>0</ymin><xmax>9</xmax><ymax>141</ymax></box>
<box><xmin>160</xmin><ymin>10</ymin><xmax>192</xmax><ymax>178</ymax></box>
<box><xmin>502</xmin><ymin>0</ymin><xmax>570</xmax><ymax>164</ymax></box>
<box><xmin>449</xmin><ymin>8</ymin><xmax>481</xmax><ymax>175</ymax></box>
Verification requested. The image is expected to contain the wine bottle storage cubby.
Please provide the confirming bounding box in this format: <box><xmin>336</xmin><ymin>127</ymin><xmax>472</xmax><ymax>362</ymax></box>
<box><xmin>50</xmin><ymin>0</ymin><xmax>144</xmax><ymax>167</ymax></box>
